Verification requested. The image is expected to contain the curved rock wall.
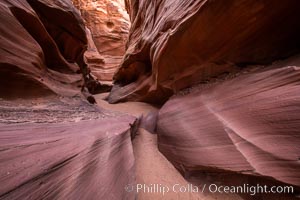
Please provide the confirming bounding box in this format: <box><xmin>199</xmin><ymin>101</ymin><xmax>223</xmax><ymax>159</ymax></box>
<box><xmin>0</xmin><ymin>0</ymin><xmax>95</xmax><ymax>98</ymax></box>
<box><xmin>72</xmin><ymin>0</ymin><xmax>130</xmax><ymax>81</ymax></box>
<box><xmin>157</xmin><ymin>55</ymin><xmax>300</xmax><ymax>188</ymax></box>
<box><xmin>109</xmin><ymin>0</ymin><xmax>300</xmax><ymax>104</ymax></box>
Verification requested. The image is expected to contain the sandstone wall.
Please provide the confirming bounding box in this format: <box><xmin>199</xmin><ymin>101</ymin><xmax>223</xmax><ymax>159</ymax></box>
<box><xmin>72</xmin><ymin>0</ymin><xmax>130</xmax><ymax>81</ymax></box>
<box><xmin>157</xmin><ymin>55</ymin><xmax>300</xmax><ymax>188</ymax></box>
<box><xmin>109</xmin><ymin>0</ymin><xmax>300</xmax><ymax>104</ymax></box>
<box><xmin>0</xmin><ymin>0</ymin><xmax>95</xmax><ymax>98</ymax></box>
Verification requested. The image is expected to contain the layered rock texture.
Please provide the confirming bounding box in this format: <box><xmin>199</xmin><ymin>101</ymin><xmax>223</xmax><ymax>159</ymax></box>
<box><xmin>0</xmin><ymin>1</ymin><xmax>136</xmax><ymax>199</ymax></box>
<box><xmin>109</xmin><ymin>0</ymin><xmax>300</xmax><ymax>104</ymax></box>
<box><xmin>157</xmin><ymin>55</ymin><xmax>300</xmax><ymax>188</ymax></box>
<box><xmin>0</xmin><ymin>0</ymin><xmax>102</xmax><ymax>99</ymax></box>
<box><xmin>0</xmin><ymin>96</ymin><xmax>137</xmax><ymax>199</ymax></box>
<box><xmin>109</xmin><ymin>0</ymin><xmax>300</xmax><ymax>194</ymax></box>
<box><xmin>72</xmin><ymin>0</ymin><xmax>130</xmax><ymax>81</ymax></box>
<box><xmin>1</xmin><ymin>0</ymin><xmax>300</xmax><ymax>199</ymax></box>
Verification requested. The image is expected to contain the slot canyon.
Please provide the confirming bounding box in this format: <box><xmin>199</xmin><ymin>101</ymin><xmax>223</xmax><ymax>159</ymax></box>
<box><xmin>0</xmin><ymin>0</ymin><xmax>299</xmax><ymax>199</ymax></box>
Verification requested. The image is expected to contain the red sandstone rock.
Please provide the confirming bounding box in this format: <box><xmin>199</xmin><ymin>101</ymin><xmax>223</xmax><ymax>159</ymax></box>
<box><xmin>72</xmin><ymin>0</ymin><xmax>130</xmax><ymax>81</ymax></box>
<box><xmin>0</xmin><ymin>0</ymin><xmax>97</xmax><ymax>99</ymax></box>
<box><xmin>157</xmin><ymin>55</ymin><xmax>300</xmax><ymax>188</ymax></box>
<box><xmin>0</xmin><ymin>117</ymin><xmax>136</xmax><ymax>199</ymax></box>
<box><xmin>109</xmin><ymin>0</ymin><xmax>300</xmax><ymax>104</ymax></box>
<box><xmin>1</xmin><ymin>0</ymin><xmax>300</xmax><ymax>199</ymax></box>
<box><xmin>0</xmin><ymin>95</ymin><xmax>138</xmax><ymax>199</ymax></box>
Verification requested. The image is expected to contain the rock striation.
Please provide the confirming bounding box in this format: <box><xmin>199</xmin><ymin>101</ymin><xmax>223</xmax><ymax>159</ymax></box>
<box><xmin>0</xmin><ymin>117</ymin><xmax>136</xmax><ymax>200</ymax></box>
<box><xmin>0</xmin><ymin>1</ymin><xmax>135</xmax><ymax>199</ymax></box>
<box><xmin>1</xmin><ymin>0</ymin><xmax>300</xmax><ymax>199</ymax></box>
<box><xmin>72</xmin><ymin>0</ymin><xmax>130</xmax><ymax>81</ymax></box>
<box><xmin>0</xmin><ymin>96</ymin><xmax>137</xmax><ymax>200</ymax></box>
<box><xmin>157</xmin><ymin>55</ymin><xmax>300</xmax><ymax>188</ymax></box>
<box><xmin>0</xmin><ymin>0</ymin><xmax>102</xmax><ymax>99</ymax></box>
<box><xmin>109</xmin><ymin>0</ymin><xmax>300</xmax><ymax>104</ymax></box>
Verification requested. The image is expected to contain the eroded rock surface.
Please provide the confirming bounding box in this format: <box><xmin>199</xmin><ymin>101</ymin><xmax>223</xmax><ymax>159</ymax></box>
<box><xmin>1</xmin><ymin>0</ymin><xmax>300</xmax><ymax>199</ymax></box>
<box><xmin>157</xmin><ymin>55</ymin><xmax>300</xmax><ymax>188</ymax></box>
<box><xmin>72</xmin><ymin>0</ymin><xmax>130</xmax><ymax>81</ymax></box>
<box><xmin>0</xmin><ymin>0</ymin><xmax>103</xmax><ymax>98</ymax></box>
<box><xmin>0</xmin><ymin>96</ymin><xmax>137</xmax><ymax>200</ymax></box>
<box><xmin>109</xmin><ymin>0</ymin><xmax>300</xmax><ymax>104</ymax></box>
<box><xmin>0</xmin><ymin>1</ymin><xmax>136</xmax><ymax>199</ymax></box>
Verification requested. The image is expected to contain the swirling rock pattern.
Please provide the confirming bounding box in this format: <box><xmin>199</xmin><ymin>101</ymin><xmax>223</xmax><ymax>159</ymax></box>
<box><xmin>0</xmin><ymin>0</ymin><xmax>101</xmax><ymax>98</ymax></box>
<box><xmin>157</xmin><ymin>55</ymin><xmax>300</xmax><ymax>187</ymax></box>
<box><xmin>109</xmin><ymin>0</ymin><xmax>300</xmax><ymax>104</ymax></box>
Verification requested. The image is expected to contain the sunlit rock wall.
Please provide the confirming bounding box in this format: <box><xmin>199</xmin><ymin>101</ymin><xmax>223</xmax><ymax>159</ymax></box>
<box><xmin>72</xmin><ymin>0</ymin><xmax>130</xmax><ymax>81</ymax></box>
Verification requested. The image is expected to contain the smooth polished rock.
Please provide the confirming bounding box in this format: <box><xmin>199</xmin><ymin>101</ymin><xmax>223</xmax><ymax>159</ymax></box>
<box><xmin>157</xmin><ymin>55</ymin><xmax>300</xmax><ymax>188</ymax></box>
<box><xmin>0</xmin><ymin>0</ymin><xmax>99</xmax><ymax>99</ymax></box>
<box><xmin>109</xmin><ymin>0</ymin><xmax>300</xmax><ymax>104</ymax></box>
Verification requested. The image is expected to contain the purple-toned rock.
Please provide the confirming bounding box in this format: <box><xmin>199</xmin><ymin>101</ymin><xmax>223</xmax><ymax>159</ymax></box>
<box><xmin>0</xmin><ymin>0</ymin><xmax>98</xmax><ymax>99</ymax></box>
<box><xmin>0</xmin><ymin>115</ymin><xmax>136</xmax><ymax>199</ymax></box>
<box><xmin>157</xmin><ymin>55</ymin><xmax>300</xmax><ymax>187</ymax></box>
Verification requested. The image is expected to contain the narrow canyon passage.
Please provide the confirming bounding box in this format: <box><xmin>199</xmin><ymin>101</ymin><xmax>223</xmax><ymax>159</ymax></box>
<box><xmin>0</xmin><ymin>93</ymin><xmax>240</xmax><ymax>200</ymax></box>
<box><xmin>95</xmin><ymin>94</ymin><xmax>242</xmax><ymax>200</ymax></box>
<box><xmin>1</xmin><ymin>0</ymin><xmax>300</xmax><ymax>200</ymax></box>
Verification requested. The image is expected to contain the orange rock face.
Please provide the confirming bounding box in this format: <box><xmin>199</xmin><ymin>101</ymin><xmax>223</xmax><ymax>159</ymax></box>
<box><xmin>72</xmin><ymin>0</ymin><xmax>130</xmax><ymax>81</ymax></box>
<box><xmin>109</xmin><ymin>0</ymin><xmax>300</xmax><ymax>104</ymax></box>
<box><xmin>0</xmin><ymin>0</ymin><xmax>99</xmax><ymax>99</ymax></box>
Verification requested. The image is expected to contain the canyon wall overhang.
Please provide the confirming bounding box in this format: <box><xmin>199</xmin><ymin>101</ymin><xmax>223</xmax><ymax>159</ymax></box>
<box><xmin>109</xmin><ymin>0</ymin><xmax>300</xmax><ymax>104</ymax></box>
<box><xmin>0</xmin><ymin>0</ymin><xmax>92</xmax><ymax>98</ymax></box>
